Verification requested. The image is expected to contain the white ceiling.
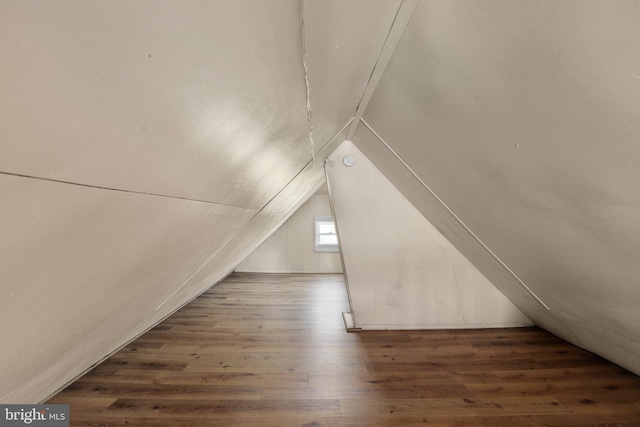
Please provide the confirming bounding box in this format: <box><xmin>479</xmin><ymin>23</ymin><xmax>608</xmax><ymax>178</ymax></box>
<box><xmin>1</xmin><ymin>0</ymin><xmax>639</xmax><ymax>403</ymax></box>
<box><xmin>359</xmin><ymin>0</ymin><xmax>640</xmax><ymax>374</ymax></box>
<box><xmin>0</xmin><ymin>0</ymin><xmax>400</xmax><ymax>402</ymax></box>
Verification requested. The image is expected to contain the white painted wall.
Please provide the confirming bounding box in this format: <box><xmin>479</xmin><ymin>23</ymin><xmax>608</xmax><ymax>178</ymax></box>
<box><xmin>236</xmin><ymin>186</ymin><xmax>343</xmax><ymax>273</ymax></box>
<box><xmin>358</xmin><ymin>0</ymin><xmax>640</xmax><ymax>374</ymax></box>
<box><xmin>327</xmin><ymin>141</ymin><xmax>531</xmax><ymax>329</ymax></box>
<box><xmin>0</xmin><ymin>1</ymin><xmax>397</xmax><ymax>403</ymax></box>
<box><xmin>4</xmin><ymin>0</ymin><xmax>640</xmax><ymax>403</ymax></box>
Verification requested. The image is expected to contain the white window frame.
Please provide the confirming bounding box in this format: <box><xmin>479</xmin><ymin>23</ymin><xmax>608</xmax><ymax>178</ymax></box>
<box><xmin>314</xmin><ymin>216</ymin><xmax>339</xmax><ymax>253</ymax></box>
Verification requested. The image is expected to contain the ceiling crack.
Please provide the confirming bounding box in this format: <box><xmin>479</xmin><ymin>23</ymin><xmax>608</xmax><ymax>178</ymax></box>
<box><xmin>300</xmin><ymin>0</ymin><xmax>316</xmax><ymax>169</ymax></box>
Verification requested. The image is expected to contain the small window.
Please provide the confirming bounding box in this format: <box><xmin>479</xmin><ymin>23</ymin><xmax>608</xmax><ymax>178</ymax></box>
<box><xmin>315</xmin><ymin>216</ymin><xmax>339</xmax><ymax>252</ymax></box>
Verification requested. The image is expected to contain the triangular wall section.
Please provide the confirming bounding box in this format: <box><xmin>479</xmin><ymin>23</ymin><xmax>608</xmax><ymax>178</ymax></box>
<box><xmin>326</xmin><ymin>141</ymin><xmax>531</xmax><ymax>329</ymax></box>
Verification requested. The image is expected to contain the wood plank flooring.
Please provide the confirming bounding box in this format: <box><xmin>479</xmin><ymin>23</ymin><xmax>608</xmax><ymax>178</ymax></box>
<box><xmin>48</xmin><ymin>273</ymin><xmax>640</xmax><ymax>426</ymax></box>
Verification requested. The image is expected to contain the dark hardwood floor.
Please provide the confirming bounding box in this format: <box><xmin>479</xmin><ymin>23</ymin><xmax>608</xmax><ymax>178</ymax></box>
<box><xmin>48</xmin><ymin>272</ymin><xmax>640</xmax><ymax>426</ymax></box>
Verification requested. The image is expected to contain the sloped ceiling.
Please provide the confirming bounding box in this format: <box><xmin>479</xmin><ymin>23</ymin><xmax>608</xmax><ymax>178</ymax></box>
<box><xmin>0</xmin><ymin>0</ymin><xmax>401</xmax><ymax>402</ymax></box>
<box><xmin>1</xmin><ymin>0</ymin><xmax>639</xmax><ymax>404</ymax></box>
<box><xmin>357</xmin><ymin>0</ymin><xmax>640</xmax><ymax>374</ymax></box>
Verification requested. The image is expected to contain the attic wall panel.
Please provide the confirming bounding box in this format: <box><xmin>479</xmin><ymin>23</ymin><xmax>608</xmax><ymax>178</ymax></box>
<box><xmin>0</xmin><ymin>175</ymin><xmax>254</xmax><ymax>403</ymax></box>
<box><xmin>361</xmin><ymin>0</ymin><xmax>640</xmax><ymax>373</ymax></box>
<box><xmin>351</xmin><ymin>124</ymin><xmax>545</xmax><ymax>320</ymax></box>
<box><xmin>0</xmin><ymin>0</ymin><xmax>309</xmax><ymax>209</ymax></box>
<box><xmin>327</xmin><ymin>141</ymin><xmax>530</xmax><ymax>329</ymax></box>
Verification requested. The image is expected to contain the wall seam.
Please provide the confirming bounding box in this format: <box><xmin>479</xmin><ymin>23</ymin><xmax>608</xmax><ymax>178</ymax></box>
<box><xmin>359</xmin><ymin>118</ymin><xmax>550</xmax><ymax>311</ymax></box>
